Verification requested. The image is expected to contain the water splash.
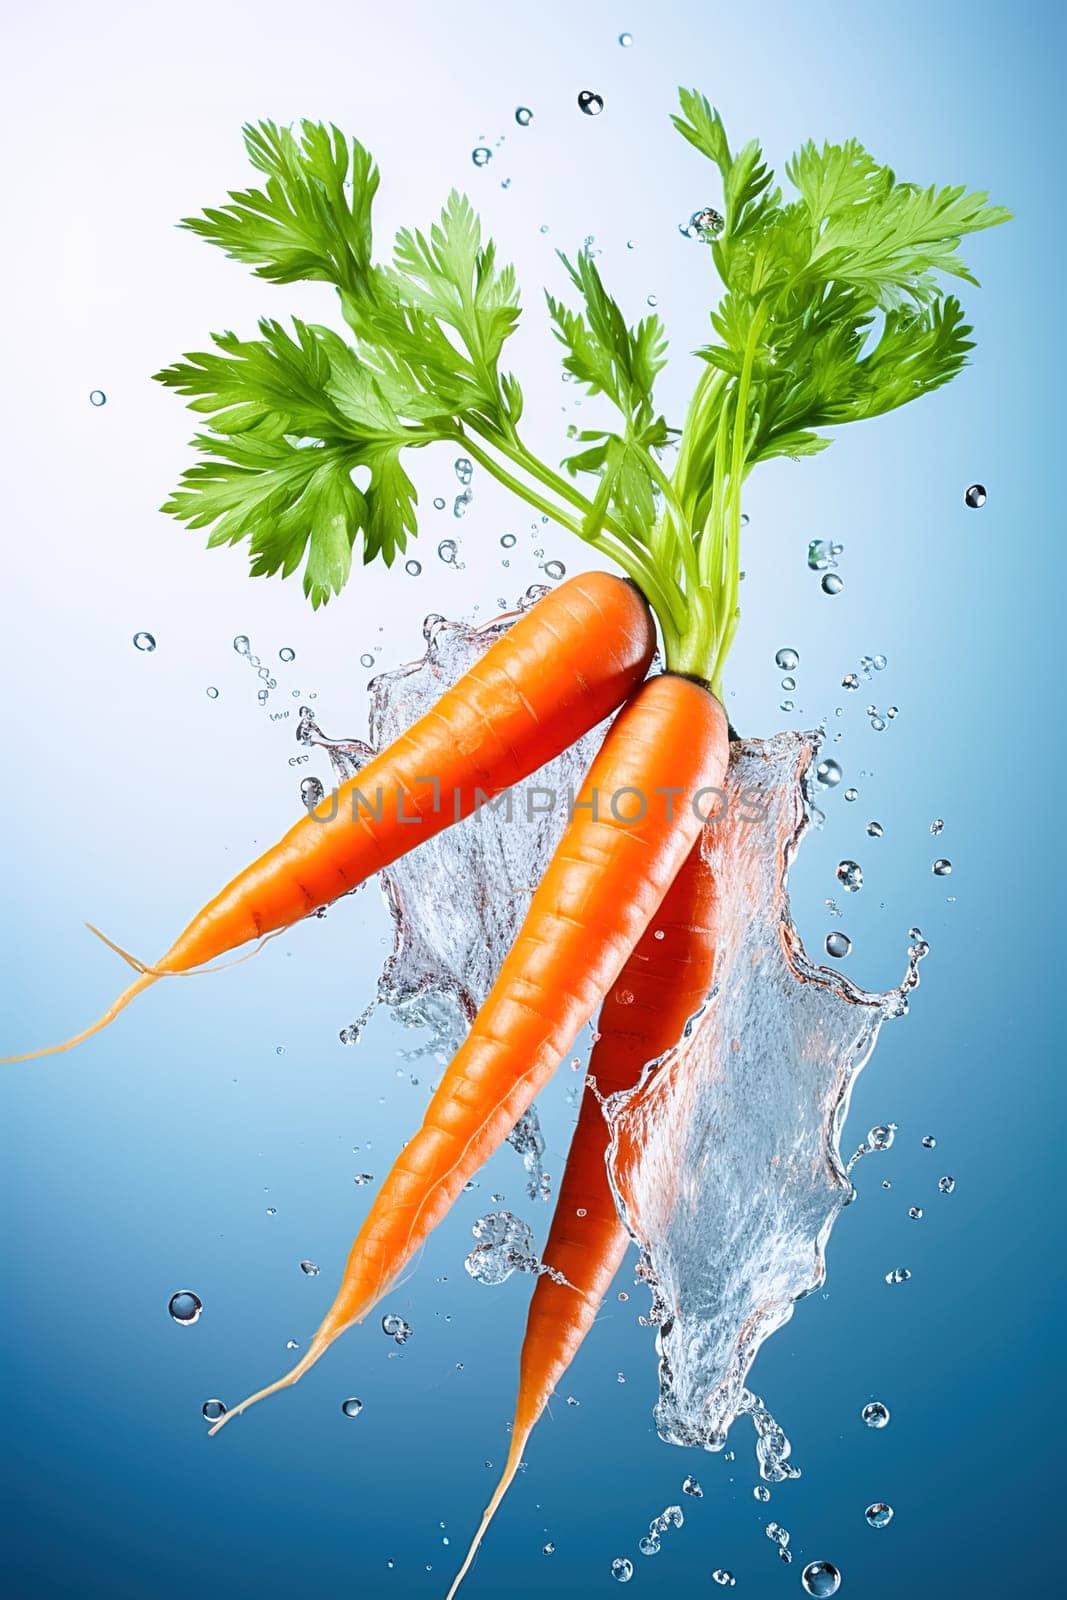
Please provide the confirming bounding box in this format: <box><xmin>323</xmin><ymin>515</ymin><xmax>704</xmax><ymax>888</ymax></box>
<box><xmin>464</xmin><ymin>1211</ymin><xmax>572</xmax><ymax>1288</ymax></box>
<box><xmin>296</xmin><ymin>591</ymin><xmax>607</xmax><ymax>1199</ymax></box>
<box><xmin>601</xmin><ymin>732</ymin><xmax>925</xmax><ymax>1451</ymax></box>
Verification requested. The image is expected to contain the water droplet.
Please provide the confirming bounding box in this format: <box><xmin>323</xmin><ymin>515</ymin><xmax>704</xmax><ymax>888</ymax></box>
<box><xmin>775</xmin><ymin>647</ymin><xmax>799</xmax><ymax>671</ymax></box>
<box><xmin>679</xmin><ymin>206</ymin><xmax>724</xmax><ymax>242</ymax></box>
<box><xmin>885</xmin><ymin>1267</ymin><xmax>911</xmax><ymax>1285</ymax></box>
<box><xmin>472</xmin><ymin>147</ymin><xmax>491</xmax><ymax>167</ymax></box>
<box><xmin>543</xmin><ymin>559</ymin><xmax>566</xmax><ymax>579</ymax></box>
<box><xmin>861</xmin><ymin>1400</ymin><xmax>890</xmax><ymax>1428</ymax></box>
<box><xmin>865</xmin><ymin>1502</ymin><xmax>893</xmax><ymax>1529</ymax></box>
<box><xmin>712</xmin><ymin>1572</ymin><xmax>736</xmax><ymax>1588</ymax></box>
<box><xmin>453</xmin><ymin>490</ymin><xmax>473</xmax><ymax>519</ymax></box>
<box><xmin>202</xmin><ymin>1398</ymin><xmax>226</xmax><ymax>1421</ymax></box>
<box><xmin>938</xmin><ymin>1175</ymin><xmax>955</xmax><ymax>1194</ymax></box>
<box><xmin>206</xmin><ymin>686</ymin><xmax>219</xmax><ymax>699</ymax></box>
<box><xmin>286</xmin><ymin>1339</ymin><xmax>300</xmax><ymax>1350</ymax></box>
<box><xmin>822</xmin><ymin>573</ymin><xmax>845</xmax><ymax>596</ymax></box>
<box><xmin>300</xmin><ymin>1259</ymin><xmax>320</xmax><ymax>1276</ymax></box>
<box><xmin>382</xmin><ymin>1312</ymin><xmax>412</xmax><ymax>1344</ymax></box>
<box><xmin>866</xmin><ymin>821</ymin><xmax>884</xmax><ymax>838</ymax></box>
<box><xmin>842</xmin><ymin>673</ymin><xmax>859</xmax><ymax>691</ymax></box>
<box><xmin>405</xmin><ymin>560</ymin><xmax>422</xmax><ymax>577</ymax></box>
<box><xmin>233</xmin><ymin>635</ymin><xmax>250</xmax><ymax>655</ymax></box>
<box><xmin>639</xmin><ymin>1535</ymin><xmax>661</xmax><ymax>1557</ymax></box>
<box><xmin>279</xmin><ymin>646</ymin><xmax>296</xmax><ymax>662</ymax></box>
<box><xmin>454</xmin><ymin>457</ymin><xmax>473</xmax><ymax>486</ymax></box>
<box><xmin>964</xmin><ymin>483</ymin><xmax>986</xmax><ymax>508</ymax></box>
<box><xmin>802</xmin><ymin>1560</ymin><xmax>842</xmax><ymax>1596</ymax></box>
<box><xmin>921</xmin><ymin>1134</ymin><xmax>937</xmax><ymax>1149</ymax></box>
<box><xmin>515</xmin><ymin>106</ymin><xmax>533</xmax><ymax>126</ymax></box>
<box><xmin>682</xmin><ymin>1475</ymin><xmax>703</xmax><ymax>1497</ymax></box>
<box><xmin>500</xmin><ymin>533</ymin><xmax>517</xmax><ymax>549</ymax></box>
<box><xmin>132</xmin><ymin>631</ymin><xmax>156</xmax><ymax>652</ymax></box>
<box><xmin>168</xmin><ymin>1290</ymin><xmax>202</xmax><ymax>1325</ymax></box>
<box><xmin>610</xmin><ymin>1557</ymin><xmax>633</xmax><ymax>1582</ymax></box>
<box><xmin>754</xmin><ymin>1484</ymin><xmax>771</xmax><ymax>1502</ymax></box>
<box><xmin>908</xmin><ymin>1206</ymin><xmax>923</xmax><ymax>1220</ymax></box>
<box><xmin>89</xmin><ymin>389</ymin><xmax>107</xmax><ymax>406</ymax></box>
<box><xmin>437</xmin><ymin>539</ymin><xmax>459</xmax><ymax>567</ymax></box>
<box><xmin>618</xmin><ymin>31</ymin><xmax>634</xmax><ymax>46</ymax></box>
<box><xmin>836</xmin><ymin>860</ymin><xmax>863</xmax><ymax>893</ymax></box>
<box><xmin>300</xmin><ymin>776</ymin><xmax>324</xmax><ymax>813</ymax></box>
<box><xmin>807</xmin><ymin>538</ymin><xmax>842</xmax><ymax>571</ymax></box>
<box><xmin>543</xmin><ymin>1541</ymin><xmax>556</xmax><ymax>1554</ymax></box>
<box><xmin>932</xmin><ymin>857</ymin><xmax>952</xmax><ymax>876</ymax></box>
<box><xmin>825</xmin><ymin>931</ymin><xmax>852</xmax><ymax>959</ymax></box>
<box><xmin>341</xmin><ymin>1396</ymin><xmax>363</xmax><ymax>1418</ymax></box>
<box><xmin>266</xmin><ymin>1206</ymin><xmax>277</xmax><ymax>1216</ymax></box>
<box><xmin>816</xmin><ymin>758</ymin><xmax>842</xmax><ymax>787</ymax></box>
<box><xmin>869</xmin><ymin>1124</ymin><xmax>896</xmax><ymax>1151</ymax></box>
<box><xmin>578</xmin><ymin>89</ymin><xmax>604</xmax><ymax>116</ymax></box>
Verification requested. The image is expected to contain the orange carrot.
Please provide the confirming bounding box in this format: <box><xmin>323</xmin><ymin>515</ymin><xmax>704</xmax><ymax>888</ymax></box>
<box><xmin>4</xmin><ymin>573</ymin><xmax>653</xmax><ymax>1063</ymax></box>
<box><xmin>446</xmin><ymin>835</ymin><xmax>720</xmax><ymax>1594</ymax></box>
<box><xmin>208</xmin><ymin>672</ymin><xmax>728</xmax><ymax>1434</ymax></box>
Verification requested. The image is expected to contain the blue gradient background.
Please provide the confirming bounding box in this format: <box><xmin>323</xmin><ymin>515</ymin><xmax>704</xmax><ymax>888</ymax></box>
<box><xmin>1</xmin><ymin>1</ymin><xmax>1061</xmax><ymax>1595</ymax></box>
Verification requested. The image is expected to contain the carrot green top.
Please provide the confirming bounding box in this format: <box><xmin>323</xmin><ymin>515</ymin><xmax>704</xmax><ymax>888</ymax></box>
<box><xmin>155</xmin><ymin>90</ymin><xmax>1008</xmax><ymax>695</ymax></box>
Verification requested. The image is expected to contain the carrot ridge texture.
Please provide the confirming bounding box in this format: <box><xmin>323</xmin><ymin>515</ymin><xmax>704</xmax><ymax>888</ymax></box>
<box><xmin>3</xmin><ymin>574</ymin><xmax>653</xmax><ymax>1063</ymax></box>
<box><xmin>209</xmin><ymin>674</ymin><xmax>728</xmax><ymax>1434</ymax></box>
<box><xmin>446</xmin><ymin>835</ymin><xmax>720</xmax><ymax>1595</ymax></box>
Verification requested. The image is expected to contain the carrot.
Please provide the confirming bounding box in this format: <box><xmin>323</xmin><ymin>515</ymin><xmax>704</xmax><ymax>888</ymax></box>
<box><xmin>3</xmin><ymin>573</ymin><xmax>653</xmax><ymax>1064</ymax></box>
<box><xmin>208</xmin><ymin>672</ymin><xmax>728</xmax><ymax>1434</ymax></box>
<box><xmin>446</xmin><ymin>835</ymin><xmax>720</xmax><ymax>1595</ymax></box>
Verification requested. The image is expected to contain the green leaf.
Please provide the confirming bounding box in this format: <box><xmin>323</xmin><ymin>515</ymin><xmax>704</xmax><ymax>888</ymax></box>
<box><xmin>547</xmin><ymin>251</ymin><xmax>667</xmax><ymax>425</ymax></box>
<box><xmin>181</xmin><ymin>120</ymin><xmax>380</xmax><ymax>298</ymax></box>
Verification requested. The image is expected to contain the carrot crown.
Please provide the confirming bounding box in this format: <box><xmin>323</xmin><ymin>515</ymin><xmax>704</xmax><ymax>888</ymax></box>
<box><xmin>156</xmin><ymin>95</ymin><xmax>1008</xmax><ymax>694</ymax></box>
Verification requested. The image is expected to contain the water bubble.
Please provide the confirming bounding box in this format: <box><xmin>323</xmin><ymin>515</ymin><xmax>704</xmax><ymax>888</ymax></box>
<box><xmin>201</xmin><ymin>1398</ymin><xmax>226</xmax><ymax>1421</ymax></box>
<box><xmin>922</xmin><ymin>1134</ymin><xmax>937</xmax><ymax>1149</ymax></box>
<box><xmin>842</xmin><ymin>673</ymin><xmax>859</xmax><ymax>691</ymax></box>
<box><xmin>455</xmin><ymin>457</ymin><xmax>473</xmax><ymax>485</ymax></box>
<box><xmin>300</xmin><ymin>776</ymin><xmax>324</xmax><ymax>813</ymax></box>
<box><xmin>639</xmin><ymin>1535</ymin><xmax>661</xmax><ymax>1557</ymax></box>
<box><xmin>610</xmin><ymin>1557</ymin><xmax>633</xmax><ymax>1582</ymax></box>
<box><xmin>802</xmin><ymin>1560</ymin><xmax>842</xmax><ymax>1596</ymax></box>
<box><xmin>353</xmin><ymin>1172</ymin><xmax>374</xmax><ymax>1185</ymax></box>
<box><xmin>89</xmin><ymin>389</ymin><xmax>107</xmax><ymax>406</ymax></box>
<box><xmin>341</xmin><ymin>1396</ymin><xmax>364</xmax><ymax>1418</ymax></box>
<box><xmin>543</xmin><ymin>559</ymin><xmax>566</xmax><ymax>580</ymax></box>
<box><xmin>619</xmin><ymin>31</ymin><xmax>634</xmax><ymax>46</ymax></box>
<box><xmin>822</xmin><ymin>573</ymin><xmax>845</xmax><ymax>596</ymax></box>
<box><xmin>206</xmin><ymin>686</ymin><xmax>219</xmax><ymax>699</ymax></box>
<box><xmin>868</xmin><ymin>1125</ymin><xmax>896</xmax><ymax>1150</ymax></box>
<box><xmin>405</xmin><ymin>560</ymin><xmax>422</xmax><ymax>577</ymax></box>
<box><xmin>438</xmin><ymin>539</ymin><xmax>459</xmax><ymax>566</ymax></box>
<box><xmin>360</xmin><ymin>652</ymin><xmax>376</xmax><ymax>670</ymax></box>
<box><xmin>578</xmin><ymin>89</ymin><xmax>604</xmax><ymax>116</ymax></box>
<box><xmin>472</xmin><ymin>147</ymin><xmax>491</xmax><ymax>167</ymax></box>
<box><xmin>808</xmin><ymin>538</ymin><xmax>842</xmax><ymax>571</ymax></box>
<box><xmin>168</xmin><ymin>1290</ymin><xmax>202</xmax><ymax>1325</ymax></box>
<box><xmin>132</xmin><ymin>631</ymin><xmax>156</xmax><ymax>652</ymax></box>
<box><xmin>908</xmin><ymin>1206</ymin><xmax>923</xmax><ymax>1220</ymax></box>
<box><xmin>781</xmin><ymin>676</ymin><xmax>796</xmax><ymax>691</ymax></box>
<box><xmin>775</xmin><ymin>647</ymin><xmax>799</xmax><ymax>671</ymax></box>
<box><xmin>754</xmin><ymin>1484</ymin><xmax>771</xmax><ymax>1502</ymax></box>
<box><xmin>816</xmin><ymin>758</ymin><xmax>842</xmax><ymax>787</ymax></box>
<box><xmin>865</xmin><ymin>1502</ymin><xmax>894</xmax><ymax>1529</ymax></box>
<box><xmin>515</xmin><ymin>106</ymin><xmax>533</xmax><ymax>126</ymax></box>
<box><xmin>679</xmin><ymin>206</ymin><xmax>724</xmax><ymax>242</ymax></box>
<box><xmin>279</xmin><ymin>646</ymin><xmax>296</xmax><ymax>662</ymax></box>
<box><xmin>712</xmin><ymin>1572</ymin><xmax>736</xmax><ymax>1588</ymax></box>
<box><xmin>932</xmin><ymin>858</ymin><xmax>952</xmax><ymax>876</ymax></box>
<box><xmin>454</xmin><ymin>490</ymin><xmax>473</xmax><ymax>518</ymax></box>
<box><xmin>766</xmin><ymin>1521</ymin><xmax>790</xmax><ymax>1549</ymax></box>
<box><xmin>861</xmin><ymin>1400</ymin><xmax>890</xmax><ymax>1428</ymax></box>
<box><xmin>382</xmin><ymin>1312</ymin><xmax>412</xmax><ymax>1344</ymax></box>
<box><xmin>682</xmin><ymin>1475</ymin><xmax>703</xmax><ymax>1498</ymax></box>
<box><xmin>836</xmin><ymin>860</ymin><xmax>863</xmax><ymax>893</ymax></box>
<box><xmin>866</xmin><ymin>821</ymin><xmax>884</xmax><ymax>838</ymax></box>
<box><xmin>233</xmin><ymin>635</ymin><xmax>250</xmax><ymax>654</ymax></box>
<box><xmin>885</xmin><ymin>1267</ymin><xmax>911</xmax><ymax>1285</ymax></box>
<box><xmin>825</xmin><ymin>931</ymin><xmax>852</xmax><ymax>959</ymax></box>
<box><xmin>300</xmin><ymin>1259</ymin><xmax>320</xmax><ymax>1276</ymax></box>
<box><xmin>964</xmin><ymin>483</ymin><xmax>986</xmax><ymax>508</ymax></box>
<box><xmin>938</xmin><ymin>1175</ymin><xmax>956</xmax><ymax>1194</ymax></box>
<box><xmin>500</xmin><ymin>533</ymin><xmax>517</xmax><ymax>548</ymax></box>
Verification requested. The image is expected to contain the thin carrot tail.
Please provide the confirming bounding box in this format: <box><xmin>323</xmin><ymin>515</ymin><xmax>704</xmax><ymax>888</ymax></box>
<box><xmin>208</xmin><ymin>1309</ymin><xmax>356</xmax><ymax>1436</ymax></box>
<box><xmin>0</xmin><ymin>967</ymin><xmax>159</xmax><ymax>1064</ymax></box>
<box><xmin>445</xmin><ymin>1428</ymin><xmax>530</xmax><ymax>1600</ymax></box>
